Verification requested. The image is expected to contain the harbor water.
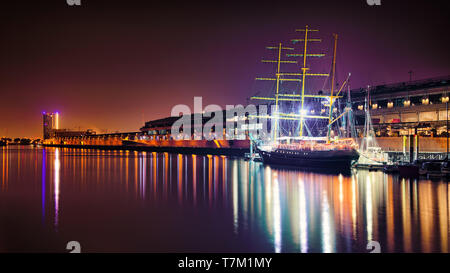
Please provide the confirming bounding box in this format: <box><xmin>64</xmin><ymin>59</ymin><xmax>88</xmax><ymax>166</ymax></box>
<box><xmin>0</xmin><ymin>146</ymin><xmax>449</xmax><ymax>253</ymax></box>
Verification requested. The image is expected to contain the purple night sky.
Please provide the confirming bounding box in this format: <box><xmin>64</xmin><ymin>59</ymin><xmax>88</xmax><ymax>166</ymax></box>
<box><xmin>0</xmin><ymin>0</ymin><xmax>449</xmax><ymax>138</ymax></box>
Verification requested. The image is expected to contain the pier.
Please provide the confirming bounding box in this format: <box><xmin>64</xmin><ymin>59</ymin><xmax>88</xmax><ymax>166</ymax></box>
<box><xmin>43</xmin><ymin>131</ymin><xmax>250</xmax><ymax>156</ymax></box>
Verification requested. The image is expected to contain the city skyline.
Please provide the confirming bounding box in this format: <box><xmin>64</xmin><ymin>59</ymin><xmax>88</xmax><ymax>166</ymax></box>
<box><xmin>1</xmin><ymin>0</ymin><xmax>449</xmax><ymax>138</ymax></box>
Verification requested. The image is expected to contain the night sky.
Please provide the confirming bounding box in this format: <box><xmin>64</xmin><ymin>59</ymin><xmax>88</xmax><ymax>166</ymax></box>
<box><xmin>1</xmin><ymin>0</ymin><xmax>449</xmax><ymax>138</ymax></box>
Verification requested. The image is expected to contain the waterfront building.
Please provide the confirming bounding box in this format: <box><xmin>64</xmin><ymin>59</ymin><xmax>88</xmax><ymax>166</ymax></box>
<box><xmin>349</xmin><ymin>75</ymin><xmax>450</xmax><ymax>137</ymax></box>
<box><xmin>42</xmin><ymin>112</ymin><xmax>57</xmax><ymax>139</ymax></box>
<box><xmin>140</xmin><ymin>75</ymin><xmax>450</xmax><ymax>140</ymax></box>
<box><xmin>42</xmin><ymin>111</ymin><xmax>96</xmax><ymax>140</ymax></box>
<box><xmin>139</xmin><ymin>109</ymin><xmax>259</xmax><ymax>141</ymax></box>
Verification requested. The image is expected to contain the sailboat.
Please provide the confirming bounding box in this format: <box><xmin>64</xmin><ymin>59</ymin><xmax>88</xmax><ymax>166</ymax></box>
<box><xmin>250</xmin><ymin>26</ymin><xmax>359</xmax><ymax>170</ymax></box>
<box><xmin>356</xmin><ymin>88</ymin><xmax>388</xmax><ymax>169</ymax></box>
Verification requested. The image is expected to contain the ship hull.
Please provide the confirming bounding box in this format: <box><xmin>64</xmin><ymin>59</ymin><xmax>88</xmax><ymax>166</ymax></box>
<box><xmin>259</xmin><ymin>149</ymin><xmax>359</xmax><ymax>170</ymax></box>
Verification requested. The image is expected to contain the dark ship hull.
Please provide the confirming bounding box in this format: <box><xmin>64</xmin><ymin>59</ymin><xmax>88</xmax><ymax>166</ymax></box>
<box><xmin>259</xmin><ymin>148</ymin><xmax>359</xmax><ymax>169</ymax></box>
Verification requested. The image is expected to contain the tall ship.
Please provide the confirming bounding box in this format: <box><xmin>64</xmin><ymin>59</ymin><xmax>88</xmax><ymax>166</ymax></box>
<box><xmin>251</xmin><ymin>26</ymin><xmax>359</xmax><ymax>169</ymax></box>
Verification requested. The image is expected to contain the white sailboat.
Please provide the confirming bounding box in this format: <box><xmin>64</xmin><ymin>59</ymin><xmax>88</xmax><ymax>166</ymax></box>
<box><xmin>356</xmin><ymin>89</ymin><xmax>388</xmax><ymax>169</ymax></box>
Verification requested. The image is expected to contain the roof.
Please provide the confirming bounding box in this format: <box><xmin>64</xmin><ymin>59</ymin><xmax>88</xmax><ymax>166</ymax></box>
<box><xmin>349</xmin><ymin>75</ymin><xmax>450</xmax><ymax>101</ymax></box>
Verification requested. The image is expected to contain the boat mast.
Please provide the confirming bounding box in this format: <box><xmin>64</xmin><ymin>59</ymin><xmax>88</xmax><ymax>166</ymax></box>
<box><xmin>347</xmin><ymin>81</ymin><xmax>357</xmax><ymax>138</ymax></box>
<box><xmin>293</xmin><ymin>26</ymin><xmax>332</xmax><ymax>138</ymax></box>
<box><xmin>367</xmin><ymin>86</ymin><xmax>371</xmax><ymax>141</ymax></box>
<box><xmin>253</xmin><ymin>44</ymin><xmax>298</xmax><ymax>142</ymax></box>
<box><xmin>361</xmin><ymin>86</ymin><xmax>373</xmax><ymax>152</ymax></box>
<box><xmin>299</xmin><ymin>26</ymin><xmax>310</xmax><ymax>137</ymax></box>
<box><xmin>250</xmin><ymin>26</ymin><xmax>337</xmax><ymax>141</ymax></box>
<box><xmin>327</xmin><ymin>34</ymin><xmax>338</xmax><ymax>143</ymax></box>
<box><xmin>273</xmin><ymin>43</ymin><xmax>282</xmax><ymax>142</ymax></box>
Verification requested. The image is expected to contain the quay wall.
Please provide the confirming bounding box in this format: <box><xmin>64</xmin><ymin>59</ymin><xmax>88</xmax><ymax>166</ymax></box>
<box><xmin>43</xmin><ymin>144</ymin><xmax>248</xmax><ymax>156</ymax></box>
<box><xmin>43</xmin><ymin>138</ymin><xmax>249</xmax><ymax>149</ymax></box>
<box><xmin>43</xmin><ymin>136</ymin><xmax>449</xmax><ymax>153</ymax></box>
<box><xmin>366</xmin><ymin>137</ymin><xmax>449</xmax><ymax>153</ymax></box>
<box><xmin>43</xmin><ymin>138</ymin><xmax>250</xmax><ymax>156</ymax></box>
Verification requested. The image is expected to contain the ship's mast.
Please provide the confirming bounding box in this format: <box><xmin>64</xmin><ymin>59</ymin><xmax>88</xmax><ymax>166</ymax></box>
<box><xmin>299</xmin><ymin>26</ymin><xmax>310</xmax><ymax>137</ymax></box>
<box><xmin>255</xmin><ymin>44</ymin><xmax>298</xmax><ymax>142</ymax></box>
<box><xmin>327</xmin><ymin>34</ymin><xmax>338</xmax><ymax>142</ymax></box>
<box><xmin>274</xmin><ymin>43</ymin><xmax>282</xmax><ymax>142</ymax></box>
<box><xmin>292</xmin><ymin>26</ymin><xmax>330</xmax><ymax>137</ymax></box>
<box><xmin>346</xmin><ymin>80</ymin><xmax>356</xmax><ymax>138</ymax></box>
<box><xmin>250</xmin><ymin>26</ymin><xmax>348</xmax><ymax>142</ymax></box>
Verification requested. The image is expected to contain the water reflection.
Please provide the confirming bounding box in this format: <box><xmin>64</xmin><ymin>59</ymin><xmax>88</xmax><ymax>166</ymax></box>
<box><xmin>0</xmin><ymin>146</ymin><xmax>449</xmax><ymax>252</ymax></box>
<box><xmin>54</xmin><ymin>148</ymin><xmax>60</xmax><ymax>230</ymax></box>
<box><xmin>41</xmin><ymin>148</ymin><xmax>46</xmax><ymax>223</ymax></box>
<box><xmin>1</xmin><ymin>147</ymin><xmax>9</xmax><ymax>191</ymax></box>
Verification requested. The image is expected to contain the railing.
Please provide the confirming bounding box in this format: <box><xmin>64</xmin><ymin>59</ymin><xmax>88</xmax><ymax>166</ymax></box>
<box><xmin>387</xmin><ymin>151</ymin><xmax>448</xmax><ymax>162</ymax></box>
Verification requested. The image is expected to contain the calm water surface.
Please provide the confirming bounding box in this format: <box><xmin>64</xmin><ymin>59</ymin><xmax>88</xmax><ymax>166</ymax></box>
<box><xmin>0</xmin><ymin>146</ymin><xmax>449</xmax><ymax>253</ymax></box>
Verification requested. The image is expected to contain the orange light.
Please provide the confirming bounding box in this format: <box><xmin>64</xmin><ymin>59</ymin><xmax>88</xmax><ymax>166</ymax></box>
<box><xmin>55</xmin><ymin>112</ymin><xmax>59</xmax><ymax>129</ymax></box>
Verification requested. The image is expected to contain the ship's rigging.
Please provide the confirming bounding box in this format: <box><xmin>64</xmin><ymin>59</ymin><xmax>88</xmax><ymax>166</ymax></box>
<box><xmin>249</xmin><ymin>26</ymin><xmax>354</xmax><ymax>143</ymax></box>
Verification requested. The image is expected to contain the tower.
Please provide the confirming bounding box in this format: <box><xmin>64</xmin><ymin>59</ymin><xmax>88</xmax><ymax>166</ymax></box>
<box><xmin>43</xmin><ymin>112</ymin><xmax>59</xmax><ymax>139</ymax></box>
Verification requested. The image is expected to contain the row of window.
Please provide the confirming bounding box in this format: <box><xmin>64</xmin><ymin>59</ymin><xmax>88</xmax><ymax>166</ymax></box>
<box><xmin>354</xmin><ymin>93</ymin><xmax>450</xmax><ymax>110</ymax></box>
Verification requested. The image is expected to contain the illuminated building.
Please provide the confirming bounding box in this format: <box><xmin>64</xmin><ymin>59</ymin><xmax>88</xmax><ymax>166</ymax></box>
<box><xmin>139</xmin><ymin>109</ymin><xmax>259</xmax><ymax>140</ymax></box>
<box><xmin>43</xmin><ymin>111</ymin><xmax>95</xmax><ymax>140</ymax></box>
<box><xmin>43</xmin><ymin>112</ymin><xmax>57</xmax><ymax>139</ymax></box>
<box><xmin>138</xmin><ymin>76</ymin><xmax>450</xmax><ymax>140</ymax></box>
<box><xmin>349</xmin><ymin>75</ymin><xmax>450</xmax><ymax>137</ymax></box>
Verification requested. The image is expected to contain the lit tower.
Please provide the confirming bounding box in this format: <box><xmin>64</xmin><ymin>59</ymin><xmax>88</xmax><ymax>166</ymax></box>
<box><xmin>42</xmin><ymin>112</ymin><xmax>59</xmax><ymax>139</ymax></box>
<box><xmin>55</xmin><ymin>112</ymin><xmax>59</xmax><ymax>129</ymax></box>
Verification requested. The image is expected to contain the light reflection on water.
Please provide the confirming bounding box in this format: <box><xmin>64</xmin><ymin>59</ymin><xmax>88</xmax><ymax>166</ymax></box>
<box><xmin>0</xmin><ymin>146</ymin><xmax>449</xmax><ymax>253</ymax></box>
